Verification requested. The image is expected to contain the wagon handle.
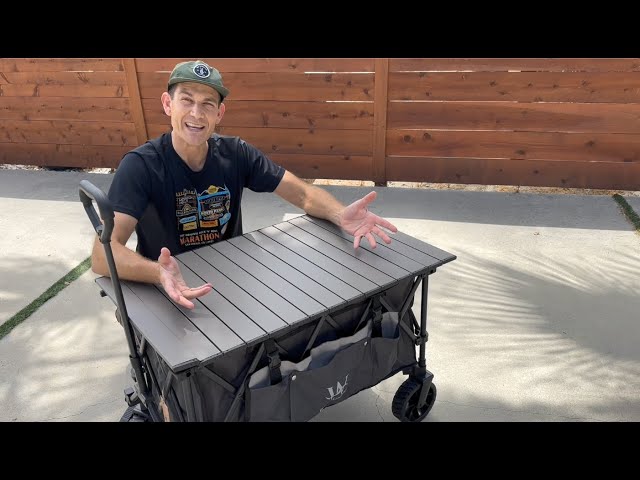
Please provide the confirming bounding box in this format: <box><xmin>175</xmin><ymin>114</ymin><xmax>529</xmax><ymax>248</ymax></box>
<box><xmin>79</xmin><ymin>179</ymin><xmax>114</xmax><ymax>244</ymax></box>
<box><xmin>78</xmin><ymin>180</ymin><xmax>150</xmax><ymax>399</ymax></box>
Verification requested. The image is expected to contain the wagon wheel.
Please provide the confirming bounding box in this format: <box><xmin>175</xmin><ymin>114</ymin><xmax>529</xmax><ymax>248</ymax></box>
<box><xmin>120</xmin><ymin>405</ymin><xmax>152</xmax><ymax>422</ymax></box>
<box><xmin>392</xmin><ymin>378</ymin><xmax>437</xmax><ymax>422</ymax></box>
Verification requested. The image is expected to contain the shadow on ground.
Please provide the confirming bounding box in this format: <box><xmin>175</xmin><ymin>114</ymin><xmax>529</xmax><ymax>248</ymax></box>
<box><xmin>316</xmin><ymin>185</ymin><xmax>631</xmax><ymax>231</ymax></box>
<box><xmin>0</xmin><ymin>170</ymin><xmax>114</xmax><ymax>202</ymax></box>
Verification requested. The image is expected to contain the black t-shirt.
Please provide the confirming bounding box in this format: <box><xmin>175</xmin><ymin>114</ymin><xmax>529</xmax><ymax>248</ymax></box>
<box><xmin>108</xmin><ymin>133</ymin><xmax>285</xmax><ymax>260</ymax></box>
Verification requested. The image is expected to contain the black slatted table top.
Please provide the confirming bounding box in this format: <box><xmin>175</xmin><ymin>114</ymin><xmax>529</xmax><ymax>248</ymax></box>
<box><xmin>96</xmin><ymin>215</ymin><xmax>456</xmax><ymax>373</ymax></box>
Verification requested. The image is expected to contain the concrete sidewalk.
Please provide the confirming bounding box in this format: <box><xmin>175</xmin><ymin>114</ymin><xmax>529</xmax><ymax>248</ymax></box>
<box><xmin>0</xmin><ymin>170</ymin><xmax>114</xmax><ymax>324</ymax></box>
<box><xmin>1</xmin><ymin>169</ymin><xmax>639</xmax><ymax>422</ymax></box>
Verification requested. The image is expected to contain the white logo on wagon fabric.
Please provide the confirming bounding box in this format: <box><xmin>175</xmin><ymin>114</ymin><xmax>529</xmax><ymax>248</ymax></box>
<box><xmin>325</xmin><ymin>374</ymin><xmax>349</xmax><ymax>401</ymax></box>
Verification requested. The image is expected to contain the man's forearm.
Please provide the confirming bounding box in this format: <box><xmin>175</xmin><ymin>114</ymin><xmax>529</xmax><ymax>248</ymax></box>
<box><xmin>91</xmin><ymin>238</ymin><xmax>161</xmax><ymax>284</ymax></box>
<box><xmin>301</xmin><ymin>185</ymin><xmax>346</xmax><ymax>226</ymax></box>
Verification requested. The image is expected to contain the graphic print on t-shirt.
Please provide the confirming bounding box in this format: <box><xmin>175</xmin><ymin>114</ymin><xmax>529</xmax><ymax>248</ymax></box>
<box><xmin>175</xmin><ymin>185</ymin><xmax>231</xmax><ymax>248</ymax></box>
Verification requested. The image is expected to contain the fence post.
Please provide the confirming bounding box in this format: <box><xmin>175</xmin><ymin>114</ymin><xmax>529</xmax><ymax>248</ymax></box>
<box><xmin>123</xmin><ymin>58</ymin><xmax>148</xmax><ymax>146</ymax></box>
<box><xmin>372</xmin><ymin>58</ymin><xmax>389</xmax><ymax>186</ymax></box>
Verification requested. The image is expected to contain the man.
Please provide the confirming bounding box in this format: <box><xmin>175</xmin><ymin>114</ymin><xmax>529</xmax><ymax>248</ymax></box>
<box><xmin>91</xmin><ymin>60</ymin><xmax>398</xmax><ymax>310</ymax></box>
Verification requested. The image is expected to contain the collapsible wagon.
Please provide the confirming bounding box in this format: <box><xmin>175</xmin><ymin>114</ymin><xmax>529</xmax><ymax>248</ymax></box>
<box><xmin>79</xmin><ymin>180</ymin><xmax>456</xmax><ymax>422</ymax></box>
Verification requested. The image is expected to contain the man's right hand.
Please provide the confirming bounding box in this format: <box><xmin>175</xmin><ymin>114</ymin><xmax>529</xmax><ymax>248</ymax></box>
<box><xmin>158</xmin><ymin>247</ymin><xmax>212</xmax><ymax>309</ymax></box>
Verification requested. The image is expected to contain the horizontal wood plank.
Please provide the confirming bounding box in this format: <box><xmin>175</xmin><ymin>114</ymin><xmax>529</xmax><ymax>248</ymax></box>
<box><xmin>135</xmin><ymin>58</ymin><xmax>374</xmax><ymax>72</ymax></box>
<box><xmin>386</xmin><ymin>156</ymin><xmax>640</xmax><ymax>190</ymax></box>
<box><xmin>386</xmin><ymin>129</ymin><xmax>640</xmax><ymax>163</ymax></box>
<box><xmin>0</xmin><ymin>119</ymin><xmax>137</xmax><ymax>146</ymax></box>
<box><xmin>388</xmin><ymin>101</ymin><xmax>640</xmax><ymax>134</ymax></box>
<box><xmin>0</xmin><ymin>71</ymin><xmax>127</xmax><ymax>86</ymax></box>
<box><xmin>217</xmin><ymin>127</ymin><xmax>371</xmax><ymax>155</ymax></box>
<box><xmin>390</xmin><ymin>58</ymin><xmax>640</xmax><ymax>72</ymax></box>
<box><xmin>142</xmin><ymin>99</ymin><xmax>374</xmax><ymax>129</ymax></box>
<box><xmin>0</xmin><ymin>97</ymin><xmax>132</xmax><ymax>122</ymax></box>
<box><xmin>0</xmin><ymin>58</ymin><xmax>125</xmax><ymax>72</ymax></box>
<box><xmin>389</xmin><ymin>72</ymin><xmax>640</xmax><ymax>103</ymax></box>
<box><xmin>146</xmin><ymin>125</ymin><xmax>372</xmax><ymax>155</ymax></box>
<box><xmin>0</xmin><ymin>83</ymin><xmax>128</xmax><ymax>98</ymax></box>
<box><xmin>0</xmin><ymin>143</ymin><xmax>129</xmax><ymax>168</ymax></box>
<box><xmin>267</xmin><ymin>153</ymin><xmax>372</xmax><ymax>180</ymax></box>
<box><xmin>138</xmin><ymin>72</ymin><xmax>374</xmax><ymax>101</ymax></box>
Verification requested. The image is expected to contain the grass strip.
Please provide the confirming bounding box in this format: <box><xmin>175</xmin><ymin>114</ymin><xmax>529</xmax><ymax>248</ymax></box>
<box><xmin>613</xmin><ymin>194</ymin><xmax>640</xmax><ymax>233</ymax></box>
<box><xmin>0</xmin><ymin>257</ymin><xmax>92</xmax><ymax>340</ymax></box>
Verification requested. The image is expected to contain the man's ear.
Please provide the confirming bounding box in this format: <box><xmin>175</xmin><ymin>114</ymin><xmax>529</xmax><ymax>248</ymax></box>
<box><xmin>216</xmin><ymin>102</ymin><xmax>226</xmax><ymax>125</ymax></box>
<box><xmin>161</xmin><ymin>92</ymin><xmax>172</xmax><ymax>116</ymax></box>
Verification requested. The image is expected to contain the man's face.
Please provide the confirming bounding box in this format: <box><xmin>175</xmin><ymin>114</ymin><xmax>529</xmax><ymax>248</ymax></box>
<box><xmin>162</xmin><ymin>82</ymin><xmax>224</xmax><ymax>147</ymax></box>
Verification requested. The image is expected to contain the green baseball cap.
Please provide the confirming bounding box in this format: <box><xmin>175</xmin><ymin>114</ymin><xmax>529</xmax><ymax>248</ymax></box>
<box><xmin>167</xmin><ymin>60</ymin><xmax>229</xmax><ymax>102</ymax></box>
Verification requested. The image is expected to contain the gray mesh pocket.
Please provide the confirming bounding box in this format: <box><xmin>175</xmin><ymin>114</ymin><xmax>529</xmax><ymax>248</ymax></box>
<box><xmin>247</xmin><ymin>323</ymin><xmax>372</xmax><ymax>422</ymax></box>
<box><xmin>246</xmin><ymin>310</ymin><xmax>415</xmax><ymax>422</ymax></box>
<box><xmin>289</xmin><ymin>337</ymin><xmax>372</xmax><ymax>422</ymax></box>
<box><xmin>367</xmin><ymin>312</ymin><xmax>398</xmax><ymax>384</ymax></box>
<box><xmin>246</xmin><ymin>375</ymin><xmax>292</xmax><ymax>422</ymax></box>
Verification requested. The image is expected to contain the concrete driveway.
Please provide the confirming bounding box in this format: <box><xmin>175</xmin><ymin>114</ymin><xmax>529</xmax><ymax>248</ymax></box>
<box><xmin>1</xmin><ymin>169</ymin><xmax>638</xmax><ymax>422</ymax></box>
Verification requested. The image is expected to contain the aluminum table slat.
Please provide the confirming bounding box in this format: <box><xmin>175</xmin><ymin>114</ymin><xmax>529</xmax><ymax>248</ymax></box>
<box><xmin>212</xmin><ymin>240</ymin><xmax>325</xmax><ymax>317</ymax></box>
<box><xmin>259</xmin><ymin>225</ymin><xmax>377</xmax><ymax>293</ymax></box>
<box><xmin>178</xmin><ymin>251</ymin><xmax>287</xmax><ymax>333</ymax></box>
<box><xmin>288</xmin><ymin>216</ymin><xmax>410</xmax><ymax>279</ymax></box>
<box><xmin>178</xmin><ymin>265</ymin><xmax>267</xmax><ymax>344</ymax></box>
<box><xmin>273</xmin><ymin>221</ymin><xmax>396</xmax><ymax>287</ymax></box>
<box><xmin>302</xmin><ymin>216</ymin><xmax>429</xmax><ymax>272</ymax></box>
<box><xmin>96</xmin><ymin>278</ymin><xmax>219</xmax><ymax>372</ymax></box>
<box><xmin>228</xmin><ymin>235</ymin><xmax>343</xmax><ymax>309</ymax></box>
<box><xmin>244</xmin><ymin>230</ymin><xmax>361</xmax><ymax>302</ymax></box>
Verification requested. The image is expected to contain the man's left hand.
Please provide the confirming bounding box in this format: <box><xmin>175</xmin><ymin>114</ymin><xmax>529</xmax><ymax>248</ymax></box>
<box><xmin>339</xmin><ymin>191</ymin><xmax>398</xmax><ymax>249</ymax></box>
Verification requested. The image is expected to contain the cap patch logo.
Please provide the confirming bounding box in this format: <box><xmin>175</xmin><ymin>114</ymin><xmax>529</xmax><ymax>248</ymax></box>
<box><xmin>193</xmin><ymin>64</ymin><xmax>211</xmax><ymax>78</ymax></box>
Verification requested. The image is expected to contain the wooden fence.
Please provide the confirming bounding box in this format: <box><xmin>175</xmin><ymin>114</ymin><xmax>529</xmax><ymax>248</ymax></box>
<box><xmin>1</xmin><ymin>58</ymin><xmax>639</xmax><ymax>190</ymax></box>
